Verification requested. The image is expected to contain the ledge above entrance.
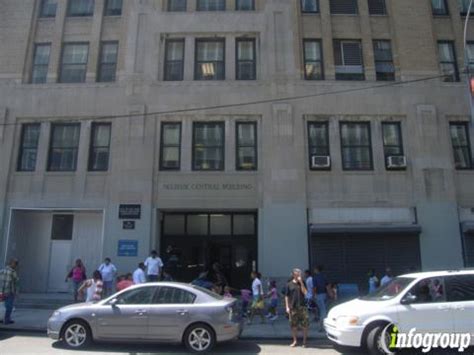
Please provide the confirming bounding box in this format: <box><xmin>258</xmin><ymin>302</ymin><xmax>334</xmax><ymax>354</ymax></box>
<box><xmin>309</xmin><ymin>223</ymin><xmax>422</xmax><ymax>235</ymax></box>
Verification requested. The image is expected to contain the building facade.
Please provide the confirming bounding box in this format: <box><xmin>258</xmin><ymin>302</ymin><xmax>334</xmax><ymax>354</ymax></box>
<box><xmin>0</xmin><ymin>0</ymin><xmax>474</xmax><ymax>292</ymax></box>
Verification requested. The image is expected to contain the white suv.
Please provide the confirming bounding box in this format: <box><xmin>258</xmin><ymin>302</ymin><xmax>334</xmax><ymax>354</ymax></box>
<box><xmin>324</xmin><ymin>270</ymin><xmax>474</xmax><ymax>354</ymax></box>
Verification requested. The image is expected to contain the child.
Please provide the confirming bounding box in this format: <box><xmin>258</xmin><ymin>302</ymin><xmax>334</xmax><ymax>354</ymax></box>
<box><xmin>266</xmin><ymin>280</ymin><xmax>278</xmax><ymax>321</ymax></box>
<box><xmin>240</xmin><ymin>289</ymin><xmax>251</xmax><ymax>318</ymax></box>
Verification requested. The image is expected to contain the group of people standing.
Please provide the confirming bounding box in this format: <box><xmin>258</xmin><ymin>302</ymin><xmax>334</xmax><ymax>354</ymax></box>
<box><xmin>368</xmin><ymin>267</ymin><xmax>393</xmax><ymax>293</ymax></box>
<box><xmin>64</xmin><ymin>250</ymin><xmax>168</xmax><ymax>303</ymax></box>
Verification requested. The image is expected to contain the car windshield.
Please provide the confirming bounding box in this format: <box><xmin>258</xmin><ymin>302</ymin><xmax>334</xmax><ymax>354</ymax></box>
<box><xmin>191</xmin><ymin>285</ymin><xmax>224</xmax><ymax>300</ymax></box>
<box><xmin>360</xmin><ymin>277</ymin><xmax>415</xmax><ymax>301</ymax></box>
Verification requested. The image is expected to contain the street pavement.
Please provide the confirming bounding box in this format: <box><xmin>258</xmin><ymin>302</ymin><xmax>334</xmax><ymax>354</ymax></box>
<box><xmin>0</xmin><ymin>331</ymin><xmax>471</xmax><ymax>355</ymax></box>
<box><xmin>0</xmin><ymin>331</ymin><xmax>350</xmax><ymax>354</ymax></box>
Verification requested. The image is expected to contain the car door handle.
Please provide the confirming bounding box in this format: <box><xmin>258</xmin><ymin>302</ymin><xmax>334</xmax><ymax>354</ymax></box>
<box><xmin>437</xmin><ymin>305</ymin><xmax>451</xmax><ymax>311</ymax></box>
<box><xmin>453</xmin><ymin>305</ymin><xmax>465</xmax><ymax>311</ymax></box>
<box><xmin>176</xmin><ymin>310</ymin><xmax>189</xmax><ymax>316</ymax></box>
<box><xmin>135</xmin><ymin>310</ymin><xmax>147</xmax><ymax>315</ymax></box>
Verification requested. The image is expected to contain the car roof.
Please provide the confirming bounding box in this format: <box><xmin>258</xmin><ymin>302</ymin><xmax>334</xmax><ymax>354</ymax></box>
<box><xmin>400</xmin><ymin>269</ymin><xmax>474</xmax><ymax>279</ymax></box>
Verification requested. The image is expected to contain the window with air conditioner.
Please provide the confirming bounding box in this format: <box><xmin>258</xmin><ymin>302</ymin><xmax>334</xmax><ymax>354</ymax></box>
<box><xmin>308</xmin><ymin>122</ymin><xmax>330</xmax><ymax>170</ymax></box>
<box><xmin>382</xmin><ymin>122</ymin><xmax>406</xmax><ymax>170</ymax></box>
<box><xmin>334</xmin><ymin>40</ymin><xmax>365</xmax><ymax>80</ymax></box>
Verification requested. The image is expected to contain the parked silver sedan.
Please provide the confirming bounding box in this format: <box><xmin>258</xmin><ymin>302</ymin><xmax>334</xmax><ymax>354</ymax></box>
<box><xmin>47</xmin><ymin>282</ymin><xmax>242</xmax><ymax>353</ymax></box>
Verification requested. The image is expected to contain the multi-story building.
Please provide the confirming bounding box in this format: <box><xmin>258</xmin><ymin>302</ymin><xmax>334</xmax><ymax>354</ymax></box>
<box><xmin>0</xmin><ymin>0</ymin><xmax>473</xmax><ymax>293</ymax></box>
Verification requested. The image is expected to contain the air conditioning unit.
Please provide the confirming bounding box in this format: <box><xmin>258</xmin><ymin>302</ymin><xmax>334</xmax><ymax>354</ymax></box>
<box><xmin>311</xmin><ymin>156</ymin><xmax>331</xmax><ymax>169</ymax></box>
<box><xmin>387</xmin><ymin>155</ymin><xmax>407</xmax><ymax>169</ymax></box>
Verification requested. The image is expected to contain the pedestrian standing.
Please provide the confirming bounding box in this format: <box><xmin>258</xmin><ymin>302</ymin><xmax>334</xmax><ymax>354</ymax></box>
<box><xmin>313</xmin><ymin>265</ymin><xmax>328</xmax><ymax>331</ymax></box>
<box><xmin>240</xmin><ymin>289</ymin><xmax>251</xmax><ymax>317</ymax></box>
<box><xmin>98</xmin><ymin>257</ymin><xmax>117</xmax><ymax>297</ymax></box>
<box><xmin>211</xmin><ymin>262</ymin><xmax>228</xmax><ymax>295</ymax></box>
<box><xmin>248</xmin><ymin>271</ymin><xmax>265</xmax><ymax>324</ymax></box>
<box><xmin>380</xmin><ymin>267</ymin><xmax>393</xmax><ymax>287</ymax></box>
<box><xmin>285</xmin><ymin>268</ymin><xmax>309</xmax><ymax>348</ymax></box>
<box><xmin>304</xmin><ymin>270</ymin><xmax>315</xmax><ymax>318</ymax></box>
<box><xmin>78</xmin><ymin>270</ymin><xmax>103</xmax><ymax>302</ymax></box>
<box><xmin>133</xmin><ymin>262</ymin><xmax>147</xmax><ymax>284</ymax></box>
<box><xmin>144</xmin><ymin>250</ymin><xmax>164</xmax><ymax>282</ymax></box>
<box><xmin>368</xmin><ymin>269</ymin><xmax>379</xmax><ymax>294</ymax></box>
<box><xmin>65</xmin><ymin>259</ymin><xmax>86</xmax><ymax>302</ymax></box>
<box><xmin>162</xmin><ymin>269</ymin><xmax>173</xmax><ymax>282</ymax></box>
<box><xmin>0</xmin><ymin>258</ymin><xmax>19</xmax><ymax>325</ymax></box>
<box><xmin>116</xmin><ymin>273</ymin><xmax>134</xmax><ymax>291</ymax></box>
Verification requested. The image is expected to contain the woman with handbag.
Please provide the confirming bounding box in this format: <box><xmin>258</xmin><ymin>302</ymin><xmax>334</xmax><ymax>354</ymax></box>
<box><xmin>65</xmin><ymin>259</ymin><xmax>87</xmax><ymax>302</ymax></box>
<box><xmin>248</xmin><ymin>271</ymin><xmax>265</xmax><ymax>325</ymax></box>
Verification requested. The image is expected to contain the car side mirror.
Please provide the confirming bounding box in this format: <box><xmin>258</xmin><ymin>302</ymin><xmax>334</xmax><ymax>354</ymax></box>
<box><xmin>401</xmin><ymin>294</ymin><xmax>417</xmax><ymax>305</ymax></box>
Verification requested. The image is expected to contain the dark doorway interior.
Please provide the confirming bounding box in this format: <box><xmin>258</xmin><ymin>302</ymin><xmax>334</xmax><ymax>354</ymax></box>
<box><xmin>161</xmin><ymin>212</ymin><xmax>258</xmax><ymax>290</ymax></box>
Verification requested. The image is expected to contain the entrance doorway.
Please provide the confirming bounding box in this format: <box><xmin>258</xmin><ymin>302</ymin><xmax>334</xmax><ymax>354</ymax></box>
<box><xmin>48</xmin><ymin>215</ymin><xmax>74</xmax><ymax>292</ymax></box>
<box><xmin>161</xmin><ymin>212</ymin><xmax>257</xmax><ymax>289</ymax></box>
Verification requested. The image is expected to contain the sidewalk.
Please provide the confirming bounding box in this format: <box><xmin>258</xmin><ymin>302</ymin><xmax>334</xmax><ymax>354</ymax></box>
<box><xmin>0</xmin><ymin>307</ymin><xmax>326</xmax><ymax>340</ymax></box>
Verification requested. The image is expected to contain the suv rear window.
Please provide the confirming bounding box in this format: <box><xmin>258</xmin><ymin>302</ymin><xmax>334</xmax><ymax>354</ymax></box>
<box><xmin>445</xmin><ymin>275</ymin><xmax>474</xmax><ymax>302</ymax></box>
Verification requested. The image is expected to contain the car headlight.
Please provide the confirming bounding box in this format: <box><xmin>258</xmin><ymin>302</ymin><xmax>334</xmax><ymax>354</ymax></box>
<box><xmin>336</xmin><ymin>315</ymin><xmax>359</xmax><ymax>327</ymax></box>
<box><xmin>52</xmin><ymin>311</ymin><xmax>61</xmax><ymax>317</ymax></box>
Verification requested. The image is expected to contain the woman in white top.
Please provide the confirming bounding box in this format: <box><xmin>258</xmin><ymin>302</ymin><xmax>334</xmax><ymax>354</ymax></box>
<box><xmin>78</xmin><ymin>270</ymin><xmax>103</xmax><ymax>302</ymax></box>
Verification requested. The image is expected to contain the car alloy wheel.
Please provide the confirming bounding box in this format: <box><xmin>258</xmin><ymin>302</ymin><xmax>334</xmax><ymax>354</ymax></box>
<box><xmin>64</xmin><ymin>323</ymin><xmax>88</xmax><ymax>348</ymax></box>
<box><xmin>188</xmin><ymin>327</ymin><xmax>212</xmax><ymax>352</ymax></box>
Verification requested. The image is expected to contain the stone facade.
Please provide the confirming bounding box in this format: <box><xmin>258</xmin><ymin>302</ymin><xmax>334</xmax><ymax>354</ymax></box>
<box><xmin>0</xmin><ymin>0</ymin><xmax>474</xmax><ymax>292</ymax></box>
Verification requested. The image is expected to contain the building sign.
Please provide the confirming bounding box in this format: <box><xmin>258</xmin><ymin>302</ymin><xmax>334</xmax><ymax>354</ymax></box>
<box><xmin>161</xmin><ymin>183</ymin><xmax>254</xmax><ymax>191</ymax></box>
<box><xmin>122</xmin><ymin>221</ymin><xmax>135</xmax><ymax>230</ymax></box>
<box><xmin>118</xmin><ymin>240</ymin><xmax>138</xmax><ymax>257</ymax></box>
<box><xmin>119</xmin><ymin>204</ymin><xmax>141</xmax><ymax>219</ymax></box>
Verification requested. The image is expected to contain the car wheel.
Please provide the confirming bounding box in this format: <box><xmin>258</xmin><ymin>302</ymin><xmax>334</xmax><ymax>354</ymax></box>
<box><xmin>61</xmin><ymin>320</ymin><xmax>92</xmax><ymax>349</ymax></box>
<box><xmin>366</xmin><ymin>324</ymin><xmax>391</xmax><ymax>355</ymax></box>
<box><xmin>184</xmin><ymin>323</ymin><xmax>216</xmax><ymax>353</ymax></box>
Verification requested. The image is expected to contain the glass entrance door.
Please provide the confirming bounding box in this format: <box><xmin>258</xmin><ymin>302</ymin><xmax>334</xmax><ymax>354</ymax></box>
<box><xmin>161</xmin><ymin>212</ymin><xmax>257</xmax><ymax>289</ymax></box>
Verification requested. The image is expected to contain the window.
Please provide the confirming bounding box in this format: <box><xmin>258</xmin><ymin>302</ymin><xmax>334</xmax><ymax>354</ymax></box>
<box><xmin>438</xmin><ymin>41</ymin><xmax>459</xmax><ymax>82</ymax></box>
<box><xmin>334</xmin><ymin>40</ymin><xmax>364</xmax><ymax>80</ymax></box>
<box><xmin>48</xmin><ymin>123</ymin><xmax>81</xmax><ymax>171</ymax></box>
<box><xmin>446</xmin><ymin>275</ymin><xmax>474</xmax><ymax>302</ymax></box>
<box><xmin>368</xmin><ymin>0</ymin><xmax>386</xmax><ymax>15</ymax></box>
<box><xmin>59</xmin><ymin>43</ymin><xmax>89</xmax><ymax>83</ymax></box>
<box><xmin>193</xmin><ymin>122</ymin><xmax>225</xmax><ymax>170</ymax></box>
<box><xmin>97</xmin><ymin>42</ymin><xmax>118</xmax><ymax>82</ymax></box>
<box><xmin>330</xmin><ymin>0</ymin><xmax>358</xmax><ymax>14</ymax></box>
<box><xmin>432</xmin><ymin>0</ymin><xmax>449</xmax><ymax>15</ymax></box>
<box><xmin>164</xmin><ymin>40</ymin><xmax>185</xmax><ymax>81</ymax></box>
<box><xmin>195</xmin><ymin>39</ymin><xmax>225</xmax><ymax>80</ymax></box>
<box><xmin>236</xmin><ymin>122</ymin><xmax>257</xmax><ymax>170</ymax></box>
<box><xmin>382</xmin><ymin>122</ymin><xmax>404</xmax><ymax>166</ymax></box>
<box><xmin>51</xmin><ymin>215</ymin><xmax>74</xmax><ymax>240</ymax></box>
<box><xmin>88</xmin><ymin>122</ymin><xmax>111</xmax><ymax>171</ymax></box>
<box><xmin>340</xmin><ymin>122</ymin><xmax>373</xmax><ymax>170</ymax></box>
<box><xmin>303</xmin><ymin>40</ymin><xmax>323</xmax><ymax>80</ymax></box>
<box><xmin>31</xmin><ymin>44</ymin><xmax>51</xmax><ymax>84</ymax></box>
<box><xmin>104</xmin><ymin>0</ymin><xmax>122</xmax><ymax>16</ymax></box>
<box><xmin>406</xmin><ymin>277</ymin><xmax>446</xmax><ymax>304</ymax></box>
<box><xmin>460</xmin><ymin>0</ymin><xmax>474</xmax><ymax>15</ymax></box>
<box><xmin>160</xmin><ymin>122</ymin><xmax>182</xmax><ymax>170</ymax></box>
<box><xmin>40</xmin><ymin>0</ymin><xmax>57</xmax><ymax>17</ymax></box>
<box><xmin>466</xmin><ymin>42</ymin><xmax>474</xmax><ymax>73</ymax></box>
<box><xmin>17</xmin><ymin>124</ymin><xmax>41</xmax><ymax>172</ymax></box>
<box><xmin>236</xmin><ymin>0</ymin><xmax>255</xmax><ymax>10</ymax></box>
<box><xmin>153</xmin><ymin>287</ymin><xmax>196</xmax><ymax>304</ymax></box>
<box><xmin>67</xmin><ymin>0</ymin><xmax>94</xmax><ymax>16</ymax></box>
<box><xmin>308</xmin><ymin>122</ymin><xmax>329</xmax><ymax>169</ymax></box>
<box><xmin>115</xmin><ymin>287</ymin><xmax>157</xmax><ymax>305</ymax></box>
<box><xmin>373</xmin><ymin>40</ymin><xmax>395</xmax><ymax>81</ymax></box>
<box><xmin>301</xmin><ymin>0</ymin><xmax>319</xmax><ymax>13</ymax></box>
<box><xmin>450</xmin><ymin>122</ymin><xmax>473</xmax><ymax>169</ymax></box>
<box><xmin>197</xmin><ymin>0</ymin><xmax>225</xmax><ymax>11</ymax></box>
<box><xmin>236</xmin><ymin>39</ymin><xmax>256</xmax><ymax>80</ymax></box>
<box><xmin>168</xmin><ymin>0</ymin><xmax>187</xmax><ymax>11</ymax></box>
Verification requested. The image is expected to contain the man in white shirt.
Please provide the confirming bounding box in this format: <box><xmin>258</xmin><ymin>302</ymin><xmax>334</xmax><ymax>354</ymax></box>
<box><xmin>133</xmin><ymin>262</ymin><xmax>146</xmax><ymax>284</ymax></box>
<box><xmin>380</xmin><ymin>267</ymin><xmax>393</xmax><ymax>287</ymax></box>
<box><xmin>98</xmin><ymin>257</ymin><xmax>117</xmax><ymax>297</ymax></box>
<box><xmin>144</xmin><ymin>250</ymin><xmax>164</xmax><ymax>282</ymax></box>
